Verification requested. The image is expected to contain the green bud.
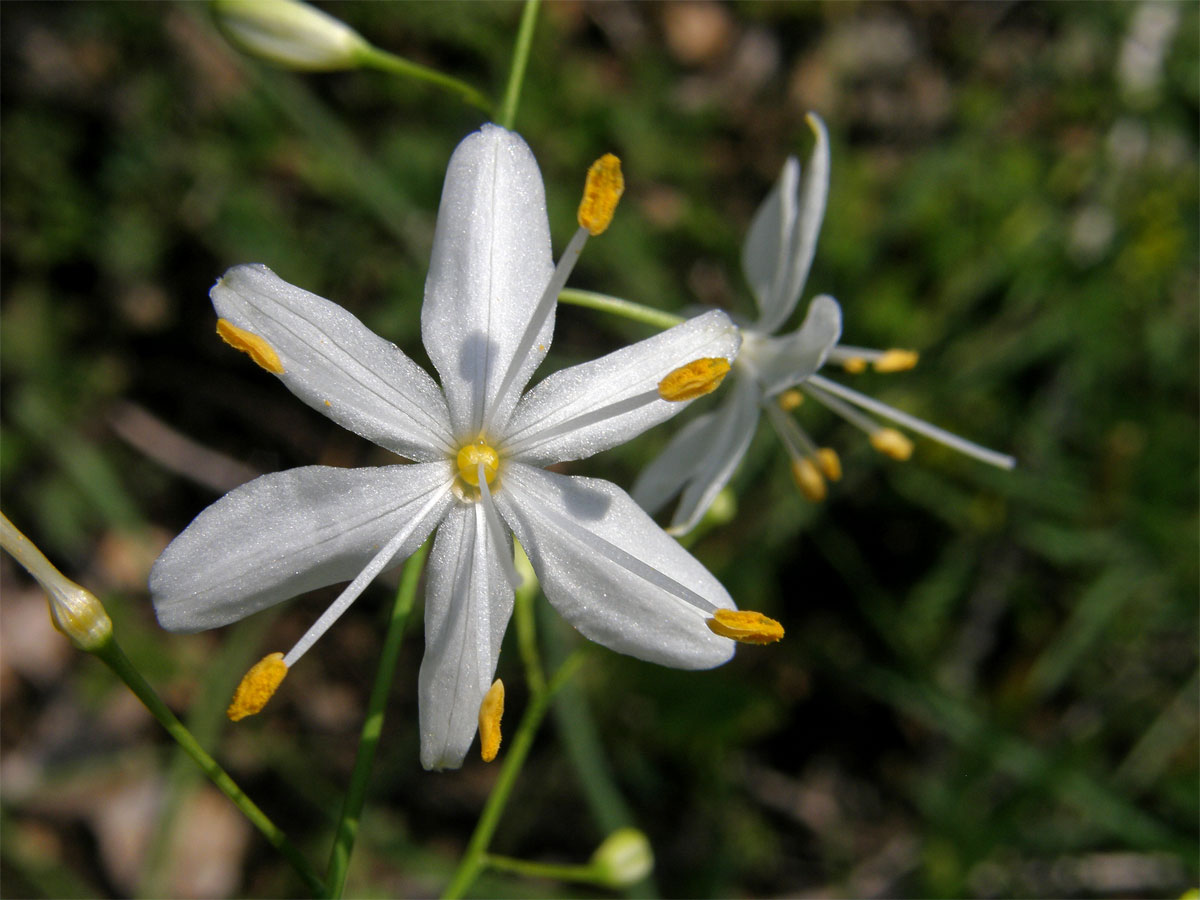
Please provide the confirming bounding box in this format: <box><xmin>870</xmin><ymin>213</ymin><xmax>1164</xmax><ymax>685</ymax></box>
<box><xmin>590</xmin><ymin>828</ymin><xmax>653</xmax><ymax>888</ymax></box>
<box><xmin>212</xmin><ymin>0</ymin><xmax>370</xmax><ymax>71</ymax></box>
<box><xmin>1</xmin><ymin>512</ymin><xmax>112</xmax><ymax>652</ymax></box>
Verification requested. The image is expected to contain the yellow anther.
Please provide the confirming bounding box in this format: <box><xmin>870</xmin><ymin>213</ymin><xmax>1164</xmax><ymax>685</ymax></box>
<box><xmin>456</xmin><ymin>440</ymin><xmax>500</xmax><ymax>487</ymax></box>
<box><xmin>817</xmin><ymin>447</ymin><xmax>843</xmax><ymax>481</ymax></box>
<box><xmin>777</xmin><ymin>389</ymin><xmax>804</xmax><ymax>412</ymax></box>
<box><xmin>706</xmin><ymin>609</ymin><xmax>785</xmax><ymax>645</ymax></box>
<box><xmin>873</xmin><ymin>349</ymin><xmax>919</xmax><ymax>373</ymax></box>
<box><xmin>228</xmin><ymin>652</ymin><xmax>288</xmax><ymax>722</ymax></box>
<box><xmin>577</xmin><ymin>153</ymin><xmax>624</xmax><ymax>236</ymax></box>
<box><xmin>657</xmin><ymin>357</ymin><xmax>731</xmax><ymax>402</ymax></box>
<box><xmin>870</xmin><ymin>427</ymin><xmax>914</xmax><ymax>461</ymax></box>
<box><xmin>790</xmin><ymin>457</ymin><xmax>827</xmax><ymax>502</ymax></box>
<box><xmin>842</xmin><ymin>356</ymin><xmax>867</xmax><ymax>374</ymax></box>
<box><xmin>478</xmin><ymin>679</ymin><xmax>505</xmax><ymax>762</ymax></box>
<box><xmin>217</xmin><ymin>319</ymin><xmax>285</xmax><ymax>374</ymax></box>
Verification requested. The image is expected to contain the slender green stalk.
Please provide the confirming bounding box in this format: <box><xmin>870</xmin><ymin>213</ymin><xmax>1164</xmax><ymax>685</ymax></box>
<box><xmin>324</xmin><ymin>540</ymin><xmax>431</xmax><ymax>898</ymax></box>
<box><xmin>482</xmin><ymin>853</ymin><xmax>601</xmax><ymax>885</ymax></box>
<box><xmin>498</xmin><ymin>0</ymin><xmax>540</xmax><ymax>130</ymax></box>
<box><xmin>94</xmin><ymin>638</ymin><xmax>326</xmax><ymax>896</ymax></box>
<box><xmin>512</xmin><ymin>545</ymin><xmax>545</xmax><ymax>695</ymax></box>
<box><xmin>558</xmin><ymin>289</ymin><xmax>685</xmax><ymax>330</ymax></box>
<box><xmin>442</xmin><ymin>650</ymin><xmax>587</xmax><ymax>900</ymax></box>
<box><xmin>355</xmin><ymin>45</ymin><xmax>491</xmax><ymax>113</ymax></box>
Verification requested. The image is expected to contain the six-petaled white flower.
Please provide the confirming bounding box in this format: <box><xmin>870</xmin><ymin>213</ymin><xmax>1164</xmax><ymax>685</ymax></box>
<box><xmin>634</xmin><ymin>113</ymin><xmax>1015</xmax><ymax>534</ymax></box>
<box><xmin>149</xmin><ymin>124</ymin><xmax>780</xmax><ymax>771</ymax></box>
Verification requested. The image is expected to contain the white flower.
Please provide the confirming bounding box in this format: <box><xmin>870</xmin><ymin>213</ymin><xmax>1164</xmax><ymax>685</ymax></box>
<box><xmin>149</xmin><ymin>124</ymin><xmax>776</xmax><ymax>771</ymax></box>
<box><xmin>634</xmin><ymin>114</ymin><xmax>1015</xmax><ymax>534</ymax></box>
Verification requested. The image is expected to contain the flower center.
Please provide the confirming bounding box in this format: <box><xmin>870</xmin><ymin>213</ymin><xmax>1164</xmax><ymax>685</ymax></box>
<box><xmin>456</xmin><ymin>439</ymin><xmax>500</xmax><ymax>487</ymax></box>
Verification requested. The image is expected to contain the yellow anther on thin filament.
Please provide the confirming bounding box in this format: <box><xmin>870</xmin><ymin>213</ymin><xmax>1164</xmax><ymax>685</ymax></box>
<box><xmin>777</xmin><ymin>389</ymin><xmax>804</xmax><ymax>412</ymax></box>
<box><xmin>817</xmin><ymin>447</ymin><xmax>843</xmax><ymax>481</ymax></box>
<box><xmin>841</xmin><ymin>356</ymin><xmax>867</xmax><ymax>374</ymax></box>
<box><xmin>577</xmin><ymin>153</ymin><xmax>624</xmax><ymax>236</ymax></box>
<box><xmin>217</xmin><ymin>319</ymin><xmax>285</xmax><ymax>374</ymax></box>
<box><xmin>870</xmin><ymin>427</ymin><xmax>914</xmax><ymax>461</ymax></box>
<box><xmin>791</xmin><ymin>457</ymin><xmax>827</xmax><ymax>502</ymax></box>
<box><xmin>478</xmin><ymin>679</ymin><xmax>505</xmax><ymax>762</ymax></box>
<box><xmin>658</xmin><ymin>357</ymin><xmax>731</xmax><ymax>402</ymax></box>
<box><xmin>706</xmin><ymin>609</ymin><xmax>785</xmax><ymax>645</ymax></box>
<box><xmin>873</xmin><ymin>349</ymin><xmax>919</xmax><ymax>373</ymax></box>
<box><xmin>228</xmin><ymin>652</ymin><xmax>288</xmax><ymax>722</ymax></box>
<box><xmin>456</xmin><ymin>440</ymin><xmax>500</xmax><ymax>487</ymax></box>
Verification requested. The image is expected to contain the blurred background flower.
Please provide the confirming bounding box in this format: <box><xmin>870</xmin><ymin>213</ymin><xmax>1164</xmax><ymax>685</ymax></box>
<box><xmin>1</xmin><ymin>2</ymin><xmax>1195</xmax><ymax>897</ymax></box>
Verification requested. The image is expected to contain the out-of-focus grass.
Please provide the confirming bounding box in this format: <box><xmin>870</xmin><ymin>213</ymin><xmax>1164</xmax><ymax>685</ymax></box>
<box><xmin>1</xmin><ymin>2</ymin><xmax>1196</xmax><ymax>898</ymax></box>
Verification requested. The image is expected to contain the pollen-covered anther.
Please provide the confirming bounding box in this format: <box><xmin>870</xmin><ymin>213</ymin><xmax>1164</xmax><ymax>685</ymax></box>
<box><xmin>791</xmin><ymin>457</ymin><xmax>827</xmax><ymax>502</ymax></box>
<box><xmin>478</xmin><ymin>679</ymin><xmax>505</xmax><ymax>762</ymax></box>
<box><xmin>870</xmin><ymin>427</ymin><xmax>914</xmax><ymax>461</ymax></box>
<box><xmin>456</xmin><ymin>440</ymin><xmax>500</xmax><ymax>487</ymax></box>
<box><xmin>817</xmin><ymin>447</ymin><xmax>842</xmax><ymax>481</ymax></box>
<box><xmin>706</xmin><ymin>609</ymin><xmax>784</xmax><ymax>645</ymax></box>
<box><xmin>841</xmin><ymin>356</ymin><xmax>867</xmax><ymax>374</ymax></box>
<box><xmin>577</xmin><ymin>153</ymin><xmax>624</xmax><ymax>236</ymax></box>
<box><xmin>873</xmin><ymin>349</ymin><xmax>919</xmax><ymax>373</ymax></box>
<box><xmin>777</xmin><ymin>389</ymin><xmax>804</xmax><ymax>412</ymax></box>
<box><xmin>217</xmin><ymin>319</ymin><xmax>285</xmax><ymax>374</ymax></box>
<box><xmin>658</xmin><ymin>357</ymin><xmax>731</xmax><ymax>402</ymax></box>
<box><xmin>228</xmin><ymin>652</ymin><xmax>288</xmax><ymax>722</ymax></box>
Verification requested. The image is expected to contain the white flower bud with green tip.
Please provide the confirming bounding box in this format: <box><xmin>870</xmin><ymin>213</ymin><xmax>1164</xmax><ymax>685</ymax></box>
<box><xmin>590</xmin><ymin>828</ymin><xmax>654</xmax><ymax>888</ymax></box>
<box><xmin>212</xmin><ymin>0</ymin><xmax>370</xmax><ymax>71</ymax></box>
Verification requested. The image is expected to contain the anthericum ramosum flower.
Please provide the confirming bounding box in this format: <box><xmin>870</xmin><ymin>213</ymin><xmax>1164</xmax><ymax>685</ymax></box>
<box><xmin>149</xmin><ymin>124</ymin><xmax>777</xmax><ymax>771</ymax></box>
<box><xmin>633</xmin><ymin>113</ymin><xmax>1015</xmax><ymax>534</ymax></box>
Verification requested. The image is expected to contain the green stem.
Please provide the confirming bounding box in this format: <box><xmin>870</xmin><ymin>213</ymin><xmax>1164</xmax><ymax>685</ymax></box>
<box><xmin>482</xmin><ymin>853</ymin><xmax>601</xmax><ymax>885</ymax></box>
<box><xmin>93</xmin><ymin>638</ymin><xmax>325</xmax><ymax>896</ymax></box>
<box><xmin>558</xmin><ymin>289</ymin><xmax>685</xmax><ymax>330</ymax></box>
<box><xmin>513</xmin><ymin>545</ymin><xmax>545</xmax><ymax>695</ymax></box>
<box><xmin>355</xmin><ymin>45</ymin><xmax>492</xmax><ymax>113</ymax></box>
<box><xmin>498</xmin><ymin>0</ymin><xmax>540</xmax><ymax>130</ymax></box>
<box><xmin>442</xmin><ymin>650</ymin><xmax>587</xmax><ymax>900</ymax></box>
<box><xmin>324</xmin><ymin>540</ymin><xmax>431</xmax><ymax>898</ymax></box>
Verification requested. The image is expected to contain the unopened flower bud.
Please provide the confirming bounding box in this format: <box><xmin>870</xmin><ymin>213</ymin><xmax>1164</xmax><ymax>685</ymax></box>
<box><xmin>213</xmin><ymin>0</ymin><xmax>370</xmax><ymax>71</ymax></box>
<box><xmin>0</xmin><ymin>513</ymin><xmax>113</xmax><ymax>652</ymax></box>
<box><xmin>590</xmin><ymin>828</ymin><xmax>653</xmax><ymax>888</ymax></box>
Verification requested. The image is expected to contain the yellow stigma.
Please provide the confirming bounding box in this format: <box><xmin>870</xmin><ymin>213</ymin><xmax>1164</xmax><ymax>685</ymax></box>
<box><xmin>706</xmin><ymin>609</ymin><xmax>785</xmax><ymax>645</ymax></box>
<box><xmin>817</xmin><ymin>447</ymin><xmax>842</xmax><ymax>481</ymax></box>
<box><xmin>478</xmin><ymin>679</ymin><xmax>505</xmax><ymax>762</ymax></box>
<box><xmin>577</xmin><ymin>153</ymin><xmax>624</xmax><ymax>236</ymax></box>
<box><xmin>870</xmin><ymin>428</ymin><xmax>914</xmax><ymax>461</ymax></box>
<box><xmin>873</xmin><ymin>349</ymin><xmax>919</xmax><ymax>373</ymax></box>
<box><xmin>228</xmin><ymin>652</ymin><xmax>288</xmax><ymax>721</ymax></box>
<box><xmin>777</xmin><ymin>389</ymin><xmax>804</xmax><ymax>412</ymax></box>
<box><xmin>842</xmin><ymin>356</ymin><xmax>867</xmax><ymax>374</ymax></box>
<box><xmin>658</xmin><ymin>357</ymin><xmax>731</xmax><ymax>402</ymax></box>
<box><xmin>790</xmin><ymin>457</ymin><xmax>827</xmax><ymax>502</ymax></box>
<box><xmin>456</xmin><ymin>440</ymin><xmax>500</xmax><ymax>487</ymax></box>
<box><xmin>217</xmin><ymin>319</ymin><xmax>285</xmax><ymax>374</ymax></box>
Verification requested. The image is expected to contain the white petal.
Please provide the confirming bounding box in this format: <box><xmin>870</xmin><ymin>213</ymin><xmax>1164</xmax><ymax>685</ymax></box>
<box><xmin>741</xmin><ymin>156</ymin><xmax>798</xmax><ymax>328</ymax></box>
<box><xmin>630</xmin><ymin>411</ymin><xmax>716</xmax><ymax>516</ymax></box>
<box><xmin>501</xmin><ymin>310</ymin><xmax>740</xmax><ymax>465</ymax></box>
<box><xmin>669</xmin><ymin>375</ymin><xmax>761</xmax><ymax>533</ymax></box>
<box><xmin>496</xmin><ymin>464</ymin><xmax>736</xmax><ymax>669</ymax></box>
<box><xmin>421</xmin><ymin>125</ymin><xmax>555</xmax><ymax>439</ymax></box>
<box><xmin>742</xmin><ymin>114</ymin><xmax>831</xmax><ymax>334</ymax></box>
<box><xmin>751</xmin><ymin>294</ymin><xmax>842</xmax><ymax>396</ymax></box>
<box><xmin>418</xmin><ymin>503</ymin><xmax>514</xmax><ymax>770</ymax></box>
<box><xmin>211</xmin><ymin>264</ymin><xmax>454</xmax><ymax>461</ymax></box>
<box><xmin>151</xmin><ymin>463</ymin><xmax>453</xmax><ymax>632</ymax></box>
